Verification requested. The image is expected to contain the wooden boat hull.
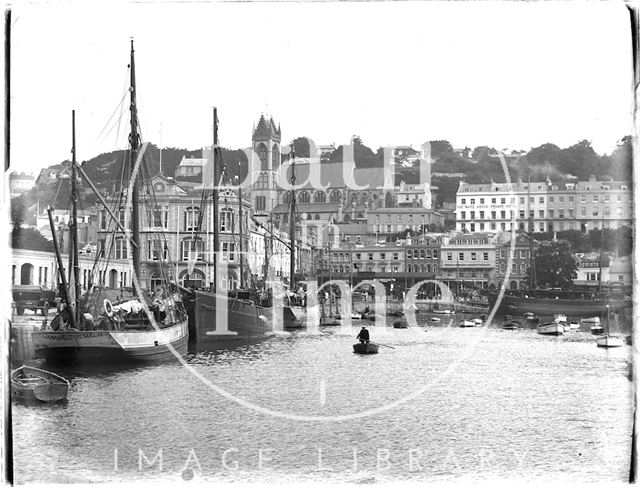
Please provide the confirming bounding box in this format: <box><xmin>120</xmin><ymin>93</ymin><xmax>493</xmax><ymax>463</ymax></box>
<box><xmin>193</xmin><ymin>291</ymin><xmax>269</xmax><ymax>342</ymax></box>
<box><xmin>32</xmin><ymin>321</ymin><xmax>189</xmax><ymax>363</ymax></box>
<box><xmin>538</xmin><ymin>323</ymin><xmax>564</xmax><ymax>336</ymax></box>
<box><xmin>596</xmin><ymin>335</ymin><xmax>624</xmax><ymax>348</ymax></box>
<box><xmin>590</xmin><ymin>326</ymin><xmax>605</xmax><ymax>335</ymax></box>
<box><xmin>490</xmin><ymin>294</ymin><xmax>631</xmax><ymax>317</ymax></box>
<box><xmin>353</xmin><ymin>343</ymin><xmax>379</xmax><ymax>354</ymax></box>
<box><xmin>11</xmin><ymin>366</ymin><xmax>69</xmax><ymax>402</ymax></box>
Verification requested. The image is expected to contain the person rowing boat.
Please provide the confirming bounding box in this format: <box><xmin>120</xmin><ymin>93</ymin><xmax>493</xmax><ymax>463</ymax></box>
<box><xmin>356</xmin><ymin>326</ymin><xmax>370</xmax><ymax>344</ymax></box>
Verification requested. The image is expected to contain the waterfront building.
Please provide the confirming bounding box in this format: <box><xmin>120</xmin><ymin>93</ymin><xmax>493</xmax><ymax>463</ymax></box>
<box><xmin>367</xmin><ymin>207</ymin><xmax>444</xmax><ymax>238</ymax></box>
<box><xmin>456</xmin><ymin>176</ymin><xmax>633</xmax><ymax>234</ymax></box>
<box><xmin>95</xmin><ymin>174</ymin><xmax>251</xmax><ymax>290</ymax></box>
<box><xmin>11</xmin><ymin>247</ymin><xmax>131</xmax><ymax>291</ymax></box>
<box><xmin>440</xmin><ymin>232</ymin><xmax>497</xmax><ymax>291</ymax></box>
<box><xmin>493</xmin><ymin>233</ymin><xmax>532</xmax><ymax>290</ymax></box>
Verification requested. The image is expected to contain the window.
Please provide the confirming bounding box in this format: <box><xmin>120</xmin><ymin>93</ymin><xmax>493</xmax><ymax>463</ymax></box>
<box><xmin>447</xmin><ymin>252</ymin><xmax>452</xmax><ymax>261</ymax></box>
<box><xmin>184</xmin><ymin>207</ymin><xmax>200</xmax><ymax>231</ymax></box>
<box><xmin>491</xmin><ymin>222</ymin><xmax>496</xmax><ymax>230</ymax></box>
<box><xmin>220</xmin><ymin>208</ymin><xmax>234</xmax><ymax>232</ymax></box>
<box><xmin>500</xmin><ymin>197</ymin><xmax>506</xmax><ymax>204</ymax></box>
<box><xmin>539</xmin><ymin>197</ymin><xmax>544</xmax><ymax>203</ymax></box>
<box><xmin>593</xmin><ymin>209</ymin><xmax>598</xmax><ymax>216</ymax></box>
<box><xmin>593</xmin><ymin>195</ymin><xmax>598</xmax><ymax>203</ymax></box>
<box><xmin>567</xmin><ymin>209</ymin><xmax>574</xmax><ymax>218</ymax></box>
<box><xmin>115</xmin><ymin>238</ymin><xmax>127</xmax><ymax>260</ymax></box>
<box><xmin>420</xmin><ymin>250</ymin><xmax>426</xmax><ymax>259</ymax></box>
<box><xmin>483</xmin><ymin>252</ymin><xmax>489</xmax><ymax>261</ymax></box>
<box><xmin>519</xmin><ymin>210</ymin><xmax>525</xmax><ymax>219</ymax></box>
<box><xmin>148</xmin><ymin>239</ymin><xmax>168</xmax><ymax>260</ymax></box>
<box><xmin>519</xmin><ymin>197</ymin><xmax>525</xmax><ymax>204</ymax></box>
<box><xmin>471</xmin><ymin>252</ymin><xmax>477</xmax><ymax>261</ymax></box>
<box><xmin>604</xmin><ymin>207</ymin><xmax>610</xmax><ymax>216</ymax></box>
<box><xmin>368</xmin><ymin>253</ymin><xmax>373</xmax><ymax>260</ymax></box>
<box><xmin>182</xmin><ymin>239</ymin><xmax>205</xmax><ymax>261</ymax></box>
<box><xmin>480</xmin><ymin>198</ymin><xmax>484</xmax><ymax>204</ymax></box>
<box><xmin>567</xmin><ymin>196</ymin><xmax>573</xmax><ymax>203</ymax></box>
<box><xmin>98</xmin><ymin>239</ymin><xmax>106</xmax><ymax>258</ymax></box>
<box><xmin>407</xmin><ymin>250</ymin><xmax>413</xmax><ymax>259</ymax></box>
<box><xmin>500</xmin><ymin>211</ymin><xmax>506</xmax><ymax>219</ymax></box>
<box><xmin>355</xmin><ymin>253</ymin><xmax>361</xmax><ymax>260</ymax></box>
<box><xmin>539</xmin><ymin>210</ymin><xmax>544</xmax><ymax>218</ymax></box>
<box><xmin>529</xmin><ymin>210</ymin><xmax>534</xmax><ymax>219</ymax></box>
<box><xmin>461</xmin><ymin>198</ymin><xmax>466</xmax><ymax>205</ymax></box>
<box><xmin>461</xmin><ymin>211</ymin><xmax>466</xmax><ymax>220</ymax></box>
<box><xmin>617</xmin><ymin>207</ymin><xmax>622</xmax><ymax>217</ymax></box>
<box><xmin>491</xmin><ymin>198</ymin><xmax>496</xmax><ymax>204</ymax></box>
<box><xmin>222</xmin><ymin>242</ymin><xmax>236</xmax><ymax>262</ymax></box>
<box><xmin>549</xmin><ymin>196</ymin><xmax>555</xmax><ymax>203</ymax></box>
<box><xmin>549</xmin><ymin>210</ymin><xmax>555</xmax><ymax>219</ymax></box>
<box><xmin>380</xmin><ymin>252</ymin><xmax>386</xmax><ymax>260</ymax></box>
<box><xmin>491</xmin><ymin>211</ymin><xmax>496</xmax><ymax>219</ymax></box>
<box><xmin>581</xmin><ymin>207</ymin><xmax>586</xmax><ymax>216</ymax></box>
<box><xmin>148</xmin><ymin>207</ymin><xmax>166</xmax><ymax>228</ymax></box>
<box><xmin>604</xmin><ymin>194</ymin><xmax>610</xmax><ymax>203</ymax></box>
<box><xmin>480</xmin><ymin>211</ymin><xmax>485</xmax><ymax>219</ymax></box>
<box><xmin>459</xmin><ymin>252</ymin><xmax>464</xmax><ymax>261</ymax></box>
<box><xmin>539</xmin><ymin>222</ymin><xmax>544</xmax><ymax>231</ymax></box>
<box><xmin>479</xmin><ymin>223</ymin><xmax>485</xmax><ymax>230</ymax></box>
<box><xmin>580</xmin><ymin>195</ymin><xmax>586</xmax><ymax>203</ymax></box>
<box><xmin>470</xmin><ymin>198</ymin><xmax>475</xmax><ymax>204</ymax></box>
<box><xmin>470</xmin><ymin>211</ymin><xmax>476</xmax><ymax>219</ymax></box>
<box><xmin>529</xmin><ymin>197</ymin><xmax>534</xmax><ymax>204</ymax></box>
<box><xmin>393</xmin><ymin>253</ymin><xmax>399</xmax><ymax>260</ymax></box>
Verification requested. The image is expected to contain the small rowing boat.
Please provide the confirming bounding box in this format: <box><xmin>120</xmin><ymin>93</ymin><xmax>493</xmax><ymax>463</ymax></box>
<box><xmin>11</xmin><ymin>365</ymin><xmax>69</xmax><ymax>403</ymax></box>
<box><xmin>353</xmin><ymin>343</ymin><xmax>379</xmax><ymax>354</ymax></box>
<box><xmin>458</xmin><ymin>319</ymin><xmax>475</xmax><ymax>328</ymax></box>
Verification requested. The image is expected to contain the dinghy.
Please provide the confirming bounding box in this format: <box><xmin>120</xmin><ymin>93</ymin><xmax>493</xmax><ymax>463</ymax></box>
<box><xmin>11</xmin><ymin>365</ymin><xmax>69</xmax><ymax>403</ymax></box>
<box><xmin>353</xmin><ymin>343</ymin><xmax>379</xmax><ymax>354</ymax></box>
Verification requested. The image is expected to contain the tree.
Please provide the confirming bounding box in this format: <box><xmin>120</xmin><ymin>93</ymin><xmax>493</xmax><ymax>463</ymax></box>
<box><xmin>526</xmin><ymin>240</ymin><xmax>577</xmax><ymax>289</ymax></box>
<box><xmin>608</xmin><ymin>136</ymin><xmax>632</xmax><ymax>180</ymax></box>
<box><xmin>427</xmin><ymin>140</ymin><xmax>454</xmax><ymax>161</ymax></box>
<box><xmin>291</xmin><ymin>137</ymin><xmax>311</xmax><ymax>158</ymax></box>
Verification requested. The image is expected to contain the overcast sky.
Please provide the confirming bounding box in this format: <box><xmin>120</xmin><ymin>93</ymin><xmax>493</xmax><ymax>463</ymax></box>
<box><xmin>8</xmin><ymin>1</ymin><xmax>634</xmax><ymax>175</ymax></box>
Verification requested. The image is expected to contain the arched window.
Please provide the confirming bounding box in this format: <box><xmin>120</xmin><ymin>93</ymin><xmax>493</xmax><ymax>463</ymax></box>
<box><xmin>20</xmin><ymin>263</ymin><xmax>33</xmax><ymax>285</ymax></box>
<box><xmin>283</xmin><ymin>193</ymin><xmax>291</xmax><ymax>204</ymax></box>
<box><xmin>272</xmin><ymin>144</ymin><xmax>280</xmax><ymax>168</ymax></box>
<box><xmin>179</xmin><ymin>269</ymin><xmax>206</xmax><ymax>288</ymax></box>
<box><xmin>313</xmin><ymin>191</ymin><xmax>326</xmax><ymax>203</ymax></box>
<box><xmin>256</xmin><ymin>143</ymin><xmax>268</xmax><ymax>170</ymax></box>
<box><xmin>343</xmin><ymin>214</ymin><xmax>351</xmax><ymax>223</ymax></box>
<box><xmin>385</xmin><ymin>192</ymin><xmax>394</xmax><ymax>207</ymax></box>
<box><xmin>407</xmin><ymin>265</ymin><xmax>413</xmax><ymax>273</ymax></box>
<box><xmin>315</xmin><ymin>214</ymin><xmax>320</xmax><ymax>220</ymax></box>
<box><xmin>299</xmin><ymin>191</ymin><xmax>310</xmax><ymax>203</ymax></box>
<box><xmin>330</xmin><ymin>190</ymin><xmax>341</xmax><ymax>203</ymax></box>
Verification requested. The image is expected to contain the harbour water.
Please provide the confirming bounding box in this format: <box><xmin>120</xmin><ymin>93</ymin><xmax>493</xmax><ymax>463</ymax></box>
<box><xmin>12</xmin><ymin>317</ymin><xmax>632</xmax><ymax>484</ymax></box>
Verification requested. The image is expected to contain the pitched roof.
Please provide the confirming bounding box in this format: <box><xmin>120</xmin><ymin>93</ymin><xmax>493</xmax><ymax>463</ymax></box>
<box><xmin>285</xmin><ymin>162</ymin><xmax>386</xmax><ymax>189</ymax></box>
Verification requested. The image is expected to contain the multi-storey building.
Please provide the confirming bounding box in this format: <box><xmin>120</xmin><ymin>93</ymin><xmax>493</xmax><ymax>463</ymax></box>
<box><xmin>456</xmin><ymin>176</ymin><xmax>632</xmax><ymax>234</ymax></box>
<box><xmin>96</xmin><ymin>174</ymin><xmax>251</xmax><ymax>291</ymax></box>
<box><xmin>494</xmin><ymin>233</ymin><xmax>532</xmax><ymax>290</ymax></box>
<box><xmin>367</xmin><ymin>208</ymin><xmax>444</xmax><ymax>237</ymax></box>
<box><xmin>440</xmin><ymin>233</ymin><xmax>496</xmax><ymax>291</ymax></box>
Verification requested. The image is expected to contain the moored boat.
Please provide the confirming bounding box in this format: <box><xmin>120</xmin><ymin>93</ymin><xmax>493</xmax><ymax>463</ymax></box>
<box><xmin>538</xmin><ymin>322</ymin><xmax>564</xmax><ymax>336</ymax></box>
<box><xmin>32</xmin><ymin>46</ymin><xmax>190</xmax><ymax>363</ymax></box>
<box><xmin>489</xmin><ymin>291</ymin><xmax>631</xmax><ymax>317</ymax></box>
<box><xmin>458</xmin><ymin>319</ymin><xmax>475</xmax><ymax>328</ymax></box>
<box><xmin>353</xmin><ymin>343</ymin><xmax>379</xmax><ymax>354</ymax></box>
<box><xmin>596</xmin><ymin>335</ymin><xmax>624</xmax><ymax>348</ymax></box>
<box><xmin>393</xmin><ymin>319</ymin><xmax>408</xmax><ymax>329</ymax></box>
<box><xmin>11</xmin><ymin>366</ymin><xmax>69</xmax><ymax>403</ymax></box>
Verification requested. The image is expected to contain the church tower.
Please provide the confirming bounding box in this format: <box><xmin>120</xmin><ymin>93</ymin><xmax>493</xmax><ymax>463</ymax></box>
<box><xmin>251</xmin><ymin>115</ymin><xmax>281</xmax><ymax>216</ymax></box>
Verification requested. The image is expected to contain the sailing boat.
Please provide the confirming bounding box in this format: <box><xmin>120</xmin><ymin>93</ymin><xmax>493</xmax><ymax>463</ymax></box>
<box><xmin>185</xmin><ymin>108</ymin><xmax>273</xmax><ymax>343</ymax></box>
<box><xmin>596</xmin><ymin>303</ymin><xmax>624</xmax><ymax>348</ymax></box>
<box><xmin>32</xmin><ymin>42</ymin><xmax>189</xmax><ymax>363</ymax></box>
<box><xmin>320</xmin><ymin>251</ymin><xmax>340</xmax><ymax>326</ymax></box>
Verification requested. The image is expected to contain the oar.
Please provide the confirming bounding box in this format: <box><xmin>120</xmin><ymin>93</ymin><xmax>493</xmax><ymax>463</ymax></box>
<box><xmin>371</xmin><ymin>342</ymin><xmax>395</xmax><ymax>349</ymax></box>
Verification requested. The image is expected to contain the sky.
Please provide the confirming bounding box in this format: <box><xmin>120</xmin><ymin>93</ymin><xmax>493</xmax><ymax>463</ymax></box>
<box><xmin>7</xmin><ymin>0</ymin><xmax>635</xmax><ymax>175</ymax></box>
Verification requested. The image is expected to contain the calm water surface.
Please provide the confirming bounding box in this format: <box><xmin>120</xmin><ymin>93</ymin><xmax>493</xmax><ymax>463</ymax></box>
<box><xmin>12</xmin><ymin>317</ymin><xmax>633</xmax><ymax>484</ymax></box>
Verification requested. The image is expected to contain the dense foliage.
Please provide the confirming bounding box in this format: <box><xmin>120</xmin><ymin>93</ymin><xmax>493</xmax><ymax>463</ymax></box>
<box><xmin>526</xmin><ymin>240</ymin><xmax>578</xmax><ymax>289</ymax></box>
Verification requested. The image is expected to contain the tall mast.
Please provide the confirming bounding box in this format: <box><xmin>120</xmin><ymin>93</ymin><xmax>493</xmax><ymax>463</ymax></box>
<box><xmin>212</xmin><ymin>107</ymin><xmax>219</xmax><ymax>293</ymax></box>
<box><xmin>527</xmin><ymin>175</ymin><xmax>536</xmax><ymax>292</ymax></box>
<box><xmin>289</xmin><ymin>147</ymin><xmax>296</xmax><ymax>290</ymax></box>
<box><xmin>70</xmin><ymin>110</ymin><xmax>81</xmax><ymax>323</ymax></box>
<box><xmin>129</xmin><ymin>39</ymin><xmax>141</xmax><ymax>280</ymax></box>
<box><xmin>598</xmin><ymin>214</ymin><xmax>605</xmax><ymax>294</ymax></box>
<box><xmin>238</xmin><ymin>163</ymin><xmax>245</xmax><ymax>288</ymax></box>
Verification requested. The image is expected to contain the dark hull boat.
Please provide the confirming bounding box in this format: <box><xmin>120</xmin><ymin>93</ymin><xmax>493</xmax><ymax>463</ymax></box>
<box><xmin>489</xmin><ymin>293</ymin><xmax>631</xmax><ymax>317</ymax></box>
<box><xmin>11</xmin><ymin>366</ymin><xmax>70</xmax><ymax>403</ymax></box>
<box><xmin>191</xmin><ymin>290</ymin><xmax>270</xmax><ymax>343</ymax></box>
<box><xmin>353</xmin><ymin>343</ymin><xmax>379</xmax><ymax>354</ymax></box>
